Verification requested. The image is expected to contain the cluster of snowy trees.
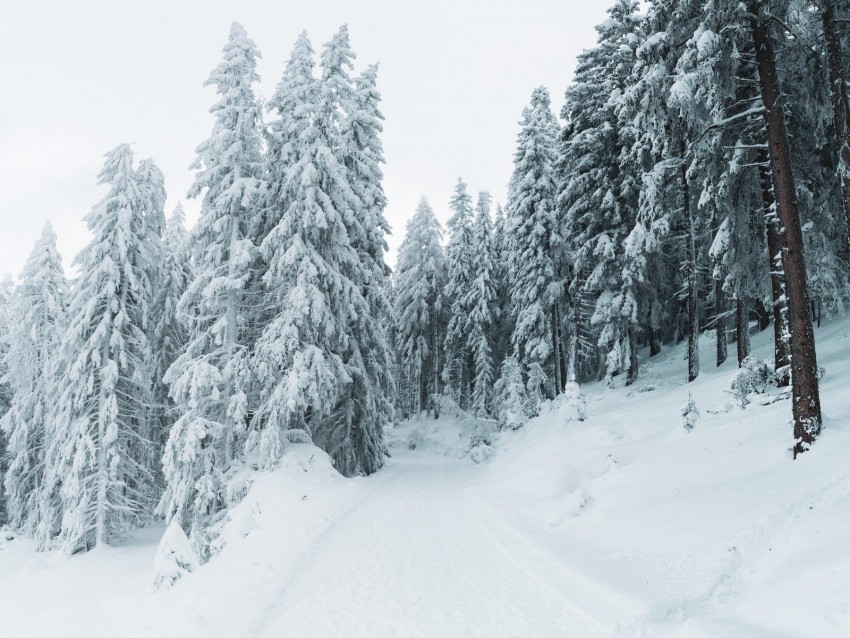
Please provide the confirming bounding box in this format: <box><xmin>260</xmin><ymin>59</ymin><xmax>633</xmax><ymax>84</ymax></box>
<box><xmin>393</xmin><ymin>0</ymin><xmax>850</xmax><ymax>456</ymax></box>
<box><xmin>0</xmin><ymin>23</ymin><xmax>393</xmax><ymax>555</ymax></box>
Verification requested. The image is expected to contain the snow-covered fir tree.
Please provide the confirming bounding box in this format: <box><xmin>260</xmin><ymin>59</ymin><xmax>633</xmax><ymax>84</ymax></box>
<box><xmin>252</xmin><ymin>26</ymin><xmax>392</xmax><ymax>477</ymax></box>
<box><xmin>332</xmin><ymin>45</ymin><xmax>395</xmax><ymax>476</ymax></box>
<box><xmin>466</xmin><ymin>191</ymin><xmax>497</xmax><ymax>417</ymax></box>
<box><xmin>134</xmin><ymin>157</ymin><xmax>169</xmax><ymax>482</ymax></box>
<box><xmin>1</xmin><ymin>224</ymin><xmax>67</xmax><ymax>538</ymax></box>
<box><xmin>505</xmin><ymin>87</ymin><xmax>562</xmax><ymax>414</ymax></box>
<box><xmin>561</xmin><ymin>0</ymin><xmax>642</xmax><ymax>386</ymax></box>
<box><xmin>0</xmin><ymin>275</ymin><xmax>13</xmax><ymax>526</ymax></box>
<box><xmin>160</xmin><ymin>23</ymin><xmax>264</xmax><ymax>543</ymax></box>
<box><xmin>149</xmin><ymin>204</ymin><xmax>192</xmax><ymax>461</ymax></box>
<box><xmin>393</xmin><ymin>198</ymin><xmax>446</xmax><ymax>419</ymax></box>
<box><xmin>442</xmin><ymin>178</ymin><xmax>476</xmax><ymax>409</ymax></box>
<box><xmin>50</xmin><ymin>144</ymin><xmax>160</xmax><ymax>553</ymax></box>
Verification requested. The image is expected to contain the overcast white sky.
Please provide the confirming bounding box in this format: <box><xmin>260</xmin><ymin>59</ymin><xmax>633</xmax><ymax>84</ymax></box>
<box><xmin>0</xmin><ymin>0</ymin><xmax>610</xmax><ymax>278</ymax></box>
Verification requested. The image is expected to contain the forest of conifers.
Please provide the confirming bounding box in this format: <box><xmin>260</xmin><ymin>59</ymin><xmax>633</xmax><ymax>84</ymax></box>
<box><xmin>0</xmin><ymin>0</ymin><xmax>848</xmax><ymax>561</ymax></box>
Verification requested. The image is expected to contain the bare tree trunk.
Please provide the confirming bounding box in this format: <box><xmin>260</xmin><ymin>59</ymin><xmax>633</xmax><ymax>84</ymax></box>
<box><xmin>751</xmin><ymin>6</ymin><xmax>822</xmax><ymax>455</ymax></box>
<box><xmin>570</xmin><ymin>298</ymin><xmax>582</xmax><ymax>383</ymax></box>
<box><xmin>759</xmin><ymin>159</ymin><xmax>791</xmax><ymax>386</ymax></box>
<box><xmin>736</xmin><ymin>297</ymin><xmax>750</xmax><ymax>366</ymax></box>
<box><xmin>626</xmin><ymin>324</ymin><xmax>638</xmax><ymax>386</ymax></box>
<box><xmin>683</xmin><ymin>163</ymin><xmax>700</xmax><ymax>383</ymax></box>
<box><xmin>551</xmin><ymin>306</ymin><xmax>563</xmax><ymax>396</ymax></box>
<box><xmin>754</xmin><ymin>299</ymin><xmax>770</xmax><ymax>332</ymax></box>
<box><xmin>432</xmin><ymin>322</ymin><xmax>441</xmax><ymax>419</ymax></box>
<box><xmin>822</xmin><ymin>0</ymin><xmax>850</xmax><ymax>245</ymax></box>
<box><xmin>715</xmin><ymin>278</ymin><xmax>727</xmax><ymax>367</ymax></box>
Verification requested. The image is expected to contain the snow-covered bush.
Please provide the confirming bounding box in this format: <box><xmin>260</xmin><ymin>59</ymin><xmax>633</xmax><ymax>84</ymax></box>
<box><xmin>681</xmin><ymin>392</ymin><xmax>700</xmax><ymax>432</ymax></box>
<box><xmin>562</xmin><ymin>382</ymin><xmax>587</xmax><ymax>423</ymax></box>
<box><xmin>469</xmin><ymin>442</ymin><xmax>495</xmax><ymax>464</ymax></box>
<box><xmin>493</xmin><ymin>356</ymin><xmax>528</xmax><ymax>430</ymax></box>
<box><xmin>728</xmin><ymin>355</ymin><xmax>772</xmax><ymax>407</ymax></box>
<box><xmin>407</xmin><ymin>429</ymin><xmax>426</xmax><ymax>450</ymax></box>
<box><xmin>153</xmin><ymin>520</ymin><xmax>199</xmax><ymax>591</ymax></box>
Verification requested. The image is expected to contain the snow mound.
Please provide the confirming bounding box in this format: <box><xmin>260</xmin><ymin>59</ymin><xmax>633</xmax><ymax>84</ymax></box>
<box><xmin>153</xmin><ymin>520</ymin><xmax>198</xmax><ymax>591</ymax></box>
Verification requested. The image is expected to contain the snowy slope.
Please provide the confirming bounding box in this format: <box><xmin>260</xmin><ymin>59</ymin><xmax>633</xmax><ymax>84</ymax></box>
<box><xmin>2</xmin><ymin>319</ymin><xmax>850</xmax><ymax>637</ymax></box>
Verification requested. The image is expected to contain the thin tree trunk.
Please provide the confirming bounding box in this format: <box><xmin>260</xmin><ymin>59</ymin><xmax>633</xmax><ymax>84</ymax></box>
<box><xmin>759</xmin><ymin>157</ymin><xmax>790</xmax><ymax>386</ymax></box>
<box><xmin>95</xmin><ymin>339</ymin><xmax>110</xmax><ymax>549</ymax></box>
<box><xmin>737</xmin><ymin>297</ymin><xmax>751</xmax><ymax>366</ymax></box>
<box><xmin>822</xmin><ymin>0</ymin><xmax>850</xmax><ymax>245</ymax></box>
<box><xmin>649</xmin><ymin>325</ymin><xmax>661</xmax><ymax>357</ymax></box>
<box><xmin>683</xmin><ymin>163</ymin><xmax>700</xmax><ymax>383</ymax></box>
<box><xmin>648</xmin><ymin>303</ymin><xmax>661</xmax><ymax>357</ymax></box>
<box><xmin>626</xmin><ymin>324</ymin><xmax>638</xmax><ymax>386</ymax></box>
<box><xmin>754</xmin><ymin>299</ymin><xmax>770</xmax><ymax>332</ymax></box>
<box><xmin>570</xmin><ymin>299</ymin><xmax>582</xmax><ymax>383</ymax></box>
<box><xmin>751</xmin><ymin>6</ymin><xmax>822</xmax><ymax>455</ymax></box>
<box><xmin>432</xmin><ymin>322</ymin><xmax>441</xmax><ymax>419</ymax></box>
<box><xmin>567</xmin><ymin>332</ymin><xmax>578</xmax><ymax>384</ymax></box>
<box><xmin>715</xmin><ymin>278</ymin><xmax>727</xmax><ymax>367</ymax></box>
<box><xmin>551</xmin><ymin>306</ymin><xmax>562</xmax><ymax>395</ymax></box>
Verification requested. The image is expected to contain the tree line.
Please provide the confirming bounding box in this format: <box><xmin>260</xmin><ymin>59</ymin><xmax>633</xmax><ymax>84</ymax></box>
<box><xmin>0</xmin><ymin>0</ymin><xmax>848</xmax><ymax>558</ymax></box>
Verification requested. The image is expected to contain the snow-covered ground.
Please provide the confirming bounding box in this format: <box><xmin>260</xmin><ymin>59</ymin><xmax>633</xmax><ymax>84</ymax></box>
<box><xmin>3</xmin><ymin>318</ymin><xmax>850</xmax><ymax>637</ymax></box>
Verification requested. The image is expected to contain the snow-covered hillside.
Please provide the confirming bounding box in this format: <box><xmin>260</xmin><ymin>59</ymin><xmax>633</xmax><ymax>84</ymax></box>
<box><xmin>3</xmin><ymin>318</ymin><xmax>850</xmax><ymax>637</ymax></box>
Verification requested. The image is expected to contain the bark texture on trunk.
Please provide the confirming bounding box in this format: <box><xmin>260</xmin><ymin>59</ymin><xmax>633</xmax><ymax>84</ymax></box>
<box><xmin>822</xmin><ymin>0</ymin><xmax>850</xmax><ymax>246</ymax></box>
<box><xmin>551</xmin><ymin>306</ymin><xmax>563</xmax><ymax>395</ymax></box>
<box><xmin>715</xmin><ymin>278</ymin><xmax>727</xmax><ymax>367</ymax></box>
<box><xmin>683</xmin><ymin>163</ymin><xmax>700</xmax><ymax>383</ymax></box>
<box><xmin>759</xmin><ymin>160</ymin><xmax>791</xmax><ymax>386</ymax></box>
<box><xmin>626</xmin><ymin>324</ymin><xmax>638</xmax><ymax>386</ymax></box>
<box><xmin>736</xmin><ymin>297</ymin><xmax>750</xmax><ymax>366</ymax></box>
<box><xmin>751</xmin><ymin>6</ymin><xmax>822</xmax><ymax>455</ymax></box>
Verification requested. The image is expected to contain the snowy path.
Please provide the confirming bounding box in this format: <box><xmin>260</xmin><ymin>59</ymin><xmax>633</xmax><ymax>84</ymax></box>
<box><xmin>252</xmin><ymin>450</ymin><xmax>615</xmax><ymax>638</ymax></box>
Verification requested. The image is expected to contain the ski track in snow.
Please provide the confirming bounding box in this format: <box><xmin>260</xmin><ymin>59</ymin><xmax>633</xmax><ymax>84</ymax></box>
<box><xmin>253</xmin><ymin>452</ymin><xmax>612</xmax><ymax>638</ymax></box>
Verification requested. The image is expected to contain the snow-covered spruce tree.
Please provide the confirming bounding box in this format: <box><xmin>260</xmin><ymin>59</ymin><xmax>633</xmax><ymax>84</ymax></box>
<box><xmin>334</xmin><ymin>52</ymin><xmax>396</xmax><ymax>475</ymax></box>
<box><xmin>492</xmin><ymin>355</ymin><xmax>528</xmax><ymax>430</ymax></box>
<box><xmin>160</xmin><ymin>23</ymin><xmax>263</xmax><ymax>540</ymax></box>
<box><xmin>466</xmin><ymin>191</ymin><xmax>497</xmax><ymax>417</ymax></box>
<box><xmin>149</xmin><ymin>204</ymin><xmax>192</xmax><ymax>463</ymax></box>
<box><xmin>1</xmin><ymin>224</ymin><xmax>67</xmax><ymax>537</ymax></box>
<box><xmin>505</xmin><ymin>87</ymin><xmax>562</xmax><ymax>414</ymax></box>
<box><xmin>134</xmin><ymin>157</ymin><xmax>169</xmax><ymax>483</ymax></box>
<box><xmin>560</xmin><ymin>0</ymin><xmax>642</xmax><ymax>387</ymax></box>
<box><xmin>490</xmin><ymin>203</ymin><xmax>512</xmax><ymax>370</ymax></box>
<box><xmin>253</xmin><ymin>26</ymin><xmax>391</xmax><ymax>477</ymax></box>
<box><xmin>681</xmin><ymin>392</ymin><xmax>699</xmax><ymax>432</ymax></box>
<box><xmin>393</xmin><ymin>199</ymin><xmax>446</xmax><ymax>419</ymax></box>
<box><xmin>442</xmin><ymin>178</ymin><xmax>476</xmax><ymax>410</ymax></box>
<box><xmin>616</xmin><ymin>0</ymin><xmax>706</xmax><ymax>384</ymax></box>
<box><xmin>258</xmin><ymin>30</ymin><xmax>316</xmax><ymax>249</ymax></box>
<box><xmin>51</xmin><ymin>144</ymin><xmax>159</xmax><ymax>553</ymax></box>
<box><xmin>0</xmin><ymin>276</ymin><xmax>13</xmax><ymax>526</ymax></box>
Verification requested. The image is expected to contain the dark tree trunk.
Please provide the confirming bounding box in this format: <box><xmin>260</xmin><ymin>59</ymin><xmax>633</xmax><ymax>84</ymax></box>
<box><xmin>626</xmin><ymin>324</ymin><xmax>638</xmax><ymax>386</ymax></box>
<box><xmin>759</xmin><ymin>158</ymin><xmax>790</xmax><ymax>386</ymax></box>
<box><xmin>737</xmin><ymin>297</ymin><xmax>751</xmax><ymax>366</ymax></box>
<box><xmin>683</xmin><ymin>163</ymin><xmax>700</xmax><ymax>383</ymax></box>
<box><xmin>751</xmin><ymin>6</ymin><xmax>822</xmax><ymax>455</ymax></box>
<box><xmin>715</xmin><ymin>278</ymin><xmax>727</xmax><ymax>367</ymax></box>
<box><xmin>822</xmin><ymin>0</ymin><xmax>850</xmax><ymax>246</ymax></box>
<box><xmin>754</xmin><ymin>299</ymin><xmax>770</xmax><ymax>332</ymax></box>
<box><xmin>551</xmin><ymin>305</ymin><xmax>563</xmax><ymax>396</ymax></box>
<box><xmin>569</xmin><ymin>301</ymin><xmax>581</xmax><ymax>384</ymax></box>
<box><xmin>648</xmin><ymin>319</ymin><xmax>661</xmax><ymax>357</ymax></box>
